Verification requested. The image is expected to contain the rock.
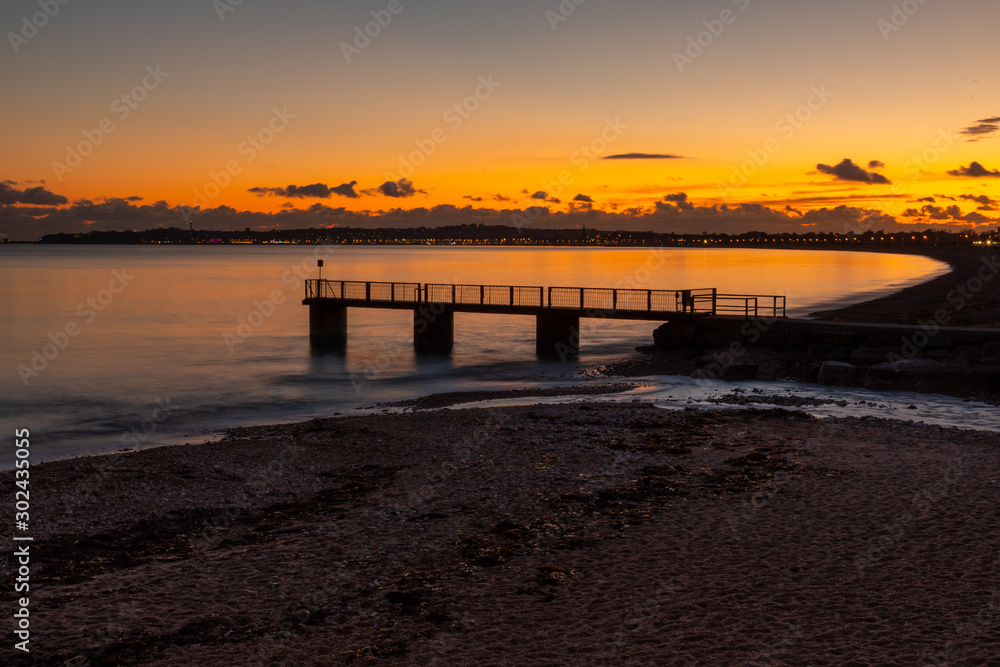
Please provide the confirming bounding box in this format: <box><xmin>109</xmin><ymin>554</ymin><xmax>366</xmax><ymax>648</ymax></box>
<box><xmin>653</xmin><ymin>322</ymin><xmax>697</xmax><ymax>348</ymax></box>
<box><xmin>817</xmin><ymin>361</ymin><xmax>857</xmax><ymax>386</ymax></box>
<box><xmin>690</xmin><ymin>369</ymin><xmax>713</xmax><ymax>380</ymax></box>
<box><xmin>723</xmin><ymin>363</ymin><xmax>759</xmax><ymax>381</ymax></box>
<box><xmin>849</xmin><ymin>347</ymin><xmax>897</xmax><ymax>365</ymax></box>
<box><xmin>870</xmin><ymin>358</ymin><xmax>940</xmax><ymax>372</ymax></box>
<box><xmin>755</xmin><ymin>361</ymin><xmax>786</xmax><ymax>381</ymax></box>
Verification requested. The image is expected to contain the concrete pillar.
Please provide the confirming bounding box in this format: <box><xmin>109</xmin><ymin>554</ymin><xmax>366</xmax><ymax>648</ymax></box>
<box><xmin>309</xmin><ymin>303</ymin><xmax>347</xmax><ymax>349</ymax></box>
<box><xmin>536</xmin><ymin>311</ymin><xmax>580</xmax><ymax>358</ymax></box>
<box><xmin>414</xmin><ymin>305</ymin><xmax>454</xmax><ymax>353</ymax></box>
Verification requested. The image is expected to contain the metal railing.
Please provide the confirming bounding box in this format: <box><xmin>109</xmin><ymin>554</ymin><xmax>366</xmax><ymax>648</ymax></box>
<box><xmin>305</xmin><ymin>280</ymin><xmax>786</xmax><ymax>317</ymax></box>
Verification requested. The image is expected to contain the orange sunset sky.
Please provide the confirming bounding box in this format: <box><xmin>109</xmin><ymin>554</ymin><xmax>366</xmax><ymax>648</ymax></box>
<box><xmin>1</xmin><ymin>0</ymin><xmax>999</xmax><ymax>239</ymax></box>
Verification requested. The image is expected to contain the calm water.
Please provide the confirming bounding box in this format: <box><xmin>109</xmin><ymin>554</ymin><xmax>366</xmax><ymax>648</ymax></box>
<box><xmin>0</xmin><ymin>245</ymin><xmax>953</xmax><ymax>463</ymax></box>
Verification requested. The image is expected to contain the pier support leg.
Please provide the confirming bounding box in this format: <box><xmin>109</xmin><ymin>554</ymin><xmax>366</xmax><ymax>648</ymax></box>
<box><xmin>309</xmin><ymin>303</ymin><xmax>347</xmax><ymax>349</ymax></box>
<box><xmin>536</xmin><ymin>312</ymin><xmax>580</xmax><ymax>358</ymax></box>
<box><xmin>414</xmin><ymin>305</ymin><xmax>454</xmax><ymax>353</ymax></box>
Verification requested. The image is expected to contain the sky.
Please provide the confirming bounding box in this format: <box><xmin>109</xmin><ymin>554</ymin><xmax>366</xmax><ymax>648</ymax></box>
<box><xmin>1</xmin><ymin>0</ymin><xmax>999</xmax><ymax>240</ymax></box>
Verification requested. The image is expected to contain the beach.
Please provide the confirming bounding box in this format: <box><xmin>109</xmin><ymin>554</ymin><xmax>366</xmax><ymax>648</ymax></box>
<box><xmin>4</xmin><ymin>245</ymin><xmax>1000</xmax><ymax>665</ymax></box>
<box><xmin>5</xmin><ymin>402</ymin><xmax>999</xmax><ymax>665</ymax></box>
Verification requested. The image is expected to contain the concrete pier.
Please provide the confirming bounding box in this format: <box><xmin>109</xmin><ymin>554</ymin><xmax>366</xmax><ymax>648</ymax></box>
<box><xmin>536</xmin><ymin>311</ymin><xmax>580</xmax><ymax>357</ymax></box>
<box><xmin>414</xmin><ymin>305</ymin><xmax>454</xmax><ymax>353</ymax></box>
<box><xmin>308</xmin><ymin>303</ymin><xmax>347</xmax><ymax>348</ymax></box>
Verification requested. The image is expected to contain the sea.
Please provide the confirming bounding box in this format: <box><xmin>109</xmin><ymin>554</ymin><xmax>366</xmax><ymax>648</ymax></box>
<box><xmin>3</xmin><ymin>244</ymin><xmax>995</xmax><ymax>466</ymax></box>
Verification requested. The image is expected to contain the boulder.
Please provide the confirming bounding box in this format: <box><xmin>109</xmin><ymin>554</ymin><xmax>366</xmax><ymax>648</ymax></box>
<box><xmin>756</xmin><ymin>360</ymin><xmax>786</xmax><ymax>381</ymax></box>
<box><xmin>870</xmin><ymin>358</ymin><xmax>940</xmax><ymax>372</ymax></box>
<box><xmin>653</xmin><ymin>322</ymin><xmax>697</xmax><ymax>349</ymax></box>
<box><xmin>817</xmin><ymin>361</ymin><xmax>857</xmax><ymax>386</ymax></box>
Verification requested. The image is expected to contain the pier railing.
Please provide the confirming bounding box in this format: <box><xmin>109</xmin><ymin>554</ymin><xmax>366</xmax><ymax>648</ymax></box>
<box><xmin>305</xmin><ymin>280</ymin><xmax>785</xmax><ymax>317</ymax></box>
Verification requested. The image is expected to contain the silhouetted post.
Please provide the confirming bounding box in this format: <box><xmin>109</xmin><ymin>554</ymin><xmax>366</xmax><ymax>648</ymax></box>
<box><xmin>308</xmin><ymin>303</ymin><xmax>347</xmax><ymax>349</ymax></box>
<box><xmin>414</xmin><ymin>305</ymin><xmax>454</xmax><ymax>353</ymax></box>
<box><xmin>537</xmin><ymin>312</ymin><xmax>580</xmax><ymax>358</ymax></box>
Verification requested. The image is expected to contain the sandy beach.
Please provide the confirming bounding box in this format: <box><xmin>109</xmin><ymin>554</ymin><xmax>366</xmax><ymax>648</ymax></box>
<box><xmin>4</xmin><ymin>403</ymin><xmax>999</xmax><ymax>665</ymax></box>
<box><xmin>4</xmin><ymin>245</ymin><xmax>1000</xmax><ymax>666</ymax></box>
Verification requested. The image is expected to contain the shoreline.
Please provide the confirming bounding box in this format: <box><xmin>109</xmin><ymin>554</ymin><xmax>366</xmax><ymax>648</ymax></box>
<box><xmin>597</xmin><ymin>245</ymin><xmax>1000</xmax><ymax>404</ymax></box>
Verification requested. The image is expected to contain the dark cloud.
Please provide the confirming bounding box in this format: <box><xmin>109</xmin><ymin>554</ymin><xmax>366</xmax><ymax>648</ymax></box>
<box><xmin>493</xmin><ymin>194</ymin><xmax>513</xmax><ymax>202</ymax></box>
<box><xmin>573</xmin><ymin>194</ymin><xmax>594</xmax><ymax>203</ymax></box>
<box><xmin>901</xmin><ymin>203</ymin><xmax>994</xmax><ymax>224</ymax></box>
<box><xmin>6</xmin><ymin>192</ymin><xmax>999</xmax><ymax>241</ymax></box>
<box><xmin>868</xmin><ymin>160</ymin><xmax>885</xmax><ymax>169</ymax></box>
<box><xmin>915</xmin><ymin>197</ymin><xmax>936</xmax><ymax>203</ymax></box>
<box><xmin>249</xmin><ymin>181</ymin><xmax>360</xmax><ymax>199</ymax></box>
<box><xmin>528</xmin><ymin>191</ymin><xmax>561</xmax><ymax>204</ymax></box>
<box><xmin>463</xmin><ymin>195</ymin><xmax>484</xmax><ymax>202</ymax></box>
<box><xmin>959</xmin><ymin>117</ymin><xmax>1000</xmax><ymax>141</ymax></box>
<box><xmin>365</xmin><ymin>178</ymin><xmax>424</xmax><ymax>198</ymax></box>
<box><xmin>603</xmin><ymin>153</ymin><xmax>684</xmax><ymax>160</ymax></box>
<box><xmin>331</xmin><ymin>181</ymin><xmax>360</xmax><ymax>198</ymax></box>
<box><xmin>816</xmin><ymin>159</ymin><xmax>890</xmax><ymax>185</ymax></box>
<box><xmin>124</xmin><ymin>195</ymin><xmax>144</xmax><ymax>202</ymax></box>
<box><xmin>959</xmin><ymin>194</ymin><xmax>996</xmax><ymax>206</ymax></box>
<box><xmin>0</xmin><ymin>182</ymin><xmax>68</xmax><ymax>206</ymax></box>
<box><xmin>662</xmin><ymin>192</ymin><xmax>694</xmax><ymax>210</ymax></box>
<box><xmin>948</xmin><ymin>162</ymin><xmax>1000</xmax><ymax>178</ymax></box>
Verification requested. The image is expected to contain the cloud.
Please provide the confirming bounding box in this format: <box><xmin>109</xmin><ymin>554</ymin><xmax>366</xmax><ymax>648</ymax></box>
<box><xmin>573</xmin><ymin>194</ymin><xmax>594</xmax><ymax>203</ymax></box>
<box><xmin>915</xmin><ymin>197</ymin><xmax>936</xmax><ymax>203</ymax></box>
<box><xmin>816</xmin><ymin>159</ymin><xmax>890</xmax><ymax>185</ymax></box>
<box><xmin>331</xmin><ymin>181</ymin><xmax>360</xmax><ymax>198</ymax></box>
<box><xmin>868</xmin><ymin>160</ymin><xmax>885</xmax><ymax>169</ymax></box>
<box><xmin>959</xmin><ymin>117</ymin><xmax>1000</xmax><ymax>141</ymax></box>
<box><xmin>0</xmin><ymin>182</ymin><xmax>68</xmax><ymax>206</ymax></box>
<box><xmin>603</xmin><ymin>153</ymin><xmax>683</xmax><ymax>160</ymax></box>
<box><xmin>463</xmin><ymin>195</ymin><xmax>484</xmax><ymax>202</ymax></box>
<box><xmin>364</xmin><ymin>178</ymin><xmax>424</xmax><ymax>198</ymax></box>
<box><xmin>959</xmin><ymin>194</ymin><xmax>997</xmax><ymax>206</ymax></box>
<box><xmin>529</xmin><ymin>191</ymin><xmax>561</xmax><ymax>204</ymax></box>
<box><xmin>947</xmin><ymin>162</ymin><xmax>1000</xmax><ymax>178</ymax></box>
<box><xmin>6</xmin><ymin>191</ymin><xmax>998</xmax><ymax>241</ymax></box>
<box><xmin>249</xmin><ymin>181</ymin><xmax>360</xmax><ymax>199</ymax></box>
<box><xmin>661</xmin><ymin>192</ymin><xmax>694</xmax><ymax>210</ymax></box>
<box><xmin>493</xmin><ymin>194</ymin><xmax>513</xmax><ymax>202</ymax></box>
<box><xmin>124</xmin><ymin>195</ymin><xmax>144</xmax><ymax>202</ymax></box>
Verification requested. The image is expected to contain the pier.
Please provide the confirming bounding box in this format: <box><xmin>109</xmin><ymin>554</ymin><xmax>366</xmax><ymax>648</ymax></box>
<box><xmin>303</xmin><ymin>279</ymin><xmax>786</xmax><ymax>355</ymax></box>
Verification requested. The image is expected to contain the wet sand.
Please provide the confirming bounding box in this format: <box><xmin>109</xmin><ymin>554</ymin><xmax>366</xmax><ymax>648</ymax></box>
<box><xmin>4</xmin><ymin>404</ymin><xmax>999</xmax><ymax>665</ymax></box>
